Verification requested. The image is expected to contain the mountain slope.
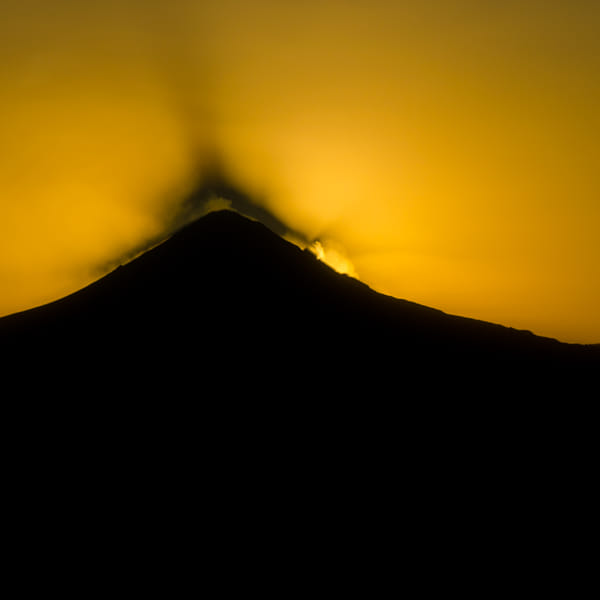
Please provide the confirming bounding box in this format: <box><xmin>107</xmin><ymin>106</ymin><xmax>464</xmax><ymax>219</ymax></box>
<box><xmin>3</xmin><ymin>210</ymin><xmax>594</xmax><ymax>577</ymax></box>
<box><xmin>0</xmin><ymin>210</ymin><xmax>597</xmax><ymax>391</ymax></box>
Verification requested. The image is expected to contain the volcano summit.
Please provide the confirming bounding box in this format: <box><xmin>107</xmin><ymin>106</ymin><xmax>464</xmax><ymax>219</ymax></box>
<box><xmin>1</xmin><ymin>210</ymin><xmax>597</xmax><ymax>393</ymax></box>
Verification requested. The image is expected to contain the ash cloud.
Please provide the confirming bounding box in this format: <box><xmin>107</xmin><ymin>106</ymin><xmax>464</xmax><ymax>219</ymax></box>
<box><xmin>163</xmin><ymin>158</ymin><xmax>311</xmax><ymax>246</ymax></box>
<box><xmin>100</xmin><ymin>159</ymin><xmax>313</xmax><ymax>274</ymax></box>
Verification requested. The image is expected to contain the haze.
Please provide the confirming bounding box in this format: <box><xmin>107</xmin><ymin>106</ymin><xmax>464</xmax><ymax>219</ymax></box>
<box><xmin>1</xmin><ymin>1</ymin><xmax>599</xmax><ymax>343</ymax></box>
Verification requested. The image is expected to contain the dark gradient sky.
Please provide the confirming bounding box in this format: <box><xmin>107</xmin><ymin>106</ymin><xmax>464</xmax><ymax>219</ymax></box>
<box><xmin>1</xmin><ymin>1</ymin><xmax>599</xmax><ymax>342</ymax></box>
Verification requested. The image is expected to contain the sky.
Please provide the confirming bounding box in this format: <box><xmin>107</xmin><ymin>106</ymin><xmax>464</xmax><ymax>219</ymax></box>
<box><xmin>1</xmin><ymin>0</ymin><xmax>599</xmax><ymax>343</ymax></box>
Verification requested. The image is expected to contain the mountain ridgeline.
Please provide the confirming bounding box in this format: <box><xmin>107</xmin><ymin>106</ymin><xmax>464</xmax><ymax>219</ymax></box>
<box><xmin>3</xmin><ymin>209</ymin><xmax>596</xmax><ymax>576</ymax></box>
<box><xmin>0</xmin><ymin>210</ymin><xmax>597</xmax><ymax>391</ymax></box>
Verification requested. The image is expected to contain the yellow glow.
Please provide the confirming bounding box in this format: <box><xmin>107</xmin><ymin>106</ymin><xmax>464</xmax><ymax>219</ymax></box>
<box><xmin>1</xmin><ymin>1</ymin><xmax>599</xmax><ymax>343</ymax></box>
<box><xmin>309</xmin><ymin>241</ymin><xmax>358</xmax><ymax>279</ymax></box>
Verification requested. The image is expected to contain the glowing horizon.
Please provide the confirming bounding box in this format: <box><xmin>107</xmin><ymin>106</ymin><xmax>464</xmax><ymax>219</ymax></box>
<box><xmin>1</xmin><ymin>1</ymin><xmax>599</xmax><ymax>343</ymax></box>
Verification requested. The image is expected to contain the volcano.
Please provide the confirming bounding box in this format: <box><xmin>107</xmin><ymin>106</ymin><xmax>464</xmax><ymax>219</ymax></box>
<box><xmin>1</xmin><ymin>210</ymin><xmax>597</xmax><ymax>394</ymax></box>
<box><xmin>2</xmin><ymin>209</ymin><xmax>596</xmax><ymax>558</ymax></box>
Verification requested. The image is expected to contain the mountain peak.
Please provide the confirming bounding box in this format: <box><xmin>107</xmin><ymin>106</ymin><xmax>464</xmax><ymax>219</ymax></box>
<box><xmin>0</xmin><ymin>208</ymin><xmax>597</xmax><ymax>388</ymax></box>
<box><xmin>179</xmin><ymin>208</ymin><xmax>260</xmax><ymax>230</ymax></box>
<box><xmin>170</xmin><ymin>208</ymin><xmax>283</xmax><ymax>246</ymax></box>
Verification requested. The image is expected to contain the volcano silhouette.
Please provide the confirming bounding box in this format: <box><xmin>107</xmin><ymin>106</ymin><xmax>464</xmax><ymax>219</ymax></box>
<box><xmin>1</xmin><ymin>210</ymin><xmax>597</xmax><ymax>393</ymax></box>
<box><xmin>5</xmin><ymin>210</ymin><xmax>595</xmax><ymax>581</ymax></box>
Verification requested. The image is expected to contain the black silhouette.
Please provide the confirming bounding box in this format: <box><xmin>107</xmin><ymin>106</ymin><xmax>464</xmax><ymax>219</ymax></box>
<box><xmin>1</xmin><ymin>209</ymin><xmax>597</xmax><ymax>398</ymax></box>
<box><xmin>2</xmin><ymin>209</ymin><xmax>596</xmax><ymax>572</ymax></box>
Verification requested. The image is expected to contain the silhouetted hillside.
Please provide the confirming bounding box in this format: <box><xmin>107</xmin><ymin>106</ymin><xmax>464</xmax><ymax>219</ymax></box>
<box><xmin>2</xmin><ymin>209</ymin><xmax>596</xmax><ymax>566</ymax></box>
<box><xmin>1</xmin><ymin>210</ymin><xmax>597</xmax><ymax>395</ymax></box>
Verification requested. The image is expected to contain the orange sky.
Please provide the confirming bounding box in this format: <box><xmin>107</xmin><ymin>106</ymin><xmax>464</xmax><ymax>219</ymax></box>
<box><xmin>1</xmin><ymin>1</ymin><xmax>599</xmax><ymax>342</ymax></box>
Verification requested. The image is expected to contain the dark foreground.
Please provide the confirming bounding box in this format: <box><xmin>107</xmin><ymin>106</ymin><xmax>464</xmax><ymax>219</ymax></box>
<box><xmin>2</xmin><ymin>210</ymin><xmax>595</xmax><ymax>587</ymax></box>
